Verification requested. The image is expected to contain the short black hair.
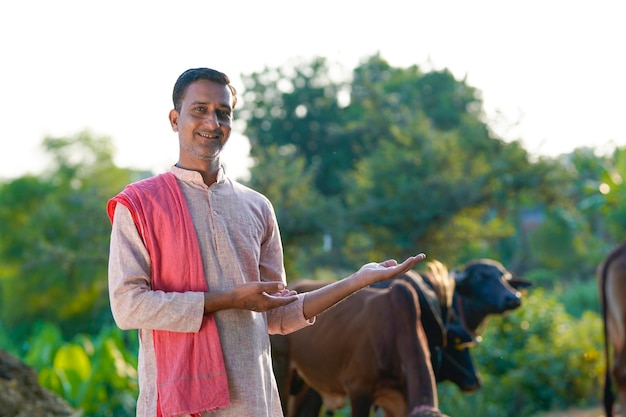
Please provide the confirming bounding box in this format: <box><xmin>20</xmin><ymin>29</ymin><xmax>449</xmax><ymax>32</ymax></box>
<box><xmin>172</xmin><ymin>68</ymin><xmax>238</xmax><ymax>111</ymax></box>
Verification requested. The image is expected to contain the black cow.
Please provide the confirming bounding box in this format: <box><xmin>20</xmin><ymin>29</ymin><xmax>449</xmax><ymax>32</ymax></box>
<box><xmin>372</xmin><ymin>262</ymin><xmax>480</xmax><ymax>392</ymax></box>
<box><xmin>437</xmin><ymin>323</ymin><xmax>480</xmax><ymax>389</ymax></box>
<box><xmin>450</xmin><ymin>258</ymin><xmax>532</xmax><ymax>334</ymax></box>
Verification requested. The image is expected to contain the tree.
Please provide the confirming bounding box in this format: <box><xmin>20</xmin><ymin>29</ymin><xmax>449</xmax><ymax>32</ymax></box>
<box><xmin>592</xmin><ymin>147</ymin><xmax>626</xmax><ymax>242</ymax></box>
<box><xmin>243</xmin><ymin>144</ymin><xmax>343</xmax><ymax>277</ymax></box>
<box><xmin>523</xmin><ymin>147</ymin><xmax>626</xmax><ymax>281</ymax></box>
<box><xmin>237</xmin><ymin>54</ymin><xmax>574</xmax><ymax>271</ymax></box>
<box><xmin>240</xmin><ymin>57</ymin><xmax>349</xmax><ymax>196</ymax></box>
<box><xmin>0</xmin><ymin>131</ymin><xmax>145</xmax><ymax>338</ymax></box>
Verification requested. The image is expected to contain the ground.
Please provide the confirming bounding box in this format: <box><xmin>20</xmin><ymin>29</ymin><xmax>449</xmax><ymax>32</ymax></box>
<box><xmin>534</xmin><ymin>407</ymin><xmax>604</xmax><ymax>417</ymax></box>
<box><xmin>0</xmin><ymin>349</ymin><xmax>78</xmax><ymax>417</ymax></box>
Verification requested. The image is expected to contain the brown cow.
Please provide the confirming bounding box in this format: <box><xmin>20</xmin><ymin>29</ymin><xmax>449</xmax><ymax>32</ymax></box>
<box><xmin>274</xmin><ymin>258</ymin><xmax>530</xmax><ymax>417</ymax></box>
<box><xmin>282</xmin><ymin>278</ymin><xmax>448</xmax><ymax>417</ymax></box>
<box><xmin>598</xmin><ymin>240</ymin><xmax>626</xmax><ymax>417</ymax></box>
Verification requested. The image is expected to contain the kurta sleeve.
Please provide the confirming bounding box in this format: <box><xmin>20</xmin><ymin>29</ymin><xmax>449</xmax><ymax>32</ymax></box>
<box><xmin>108</xmin><ymin>204</ymin><xmax>205</xmax><ymax>332</ymax></box>
<box><xmin>257</xmin><ymin>199</ymin><xmax>314</xmax><ymax>335</ymax></box>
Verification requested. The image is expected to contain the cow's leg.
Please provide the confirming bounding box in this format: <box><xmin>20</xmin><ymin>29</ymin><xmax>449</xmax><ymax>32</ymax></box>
<box><xmin>612</xmin><ymin>341</ymin><xmax>626</xmax><ymax>416</ymax></box>
<box><xmin>390</xmin><ymin>285</ymin><xmax>439</xmax><ymax>410</ymax></box>
<box><xmin>270</xmin><ymin>335</ymin><xmax>292</xmax><ymax>416</ymax></box>
<box><xmin>293</xmin><ymin>386</ymin><xmax>325</xmax><ymax>417</ymax></box>
<box><xmin>285</xmin><ymin>384</ymin><xmax>321</xmax><ymax>417</ymax></box>
<box><xmin>349</xmin><ymin>394</ymin><xmax>373</xmax><ymax>417</ymax></box>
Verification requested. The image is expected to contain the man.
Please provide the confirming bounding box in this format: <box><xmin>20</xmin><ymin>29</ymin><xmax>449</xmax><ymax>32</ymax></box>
<box><xmin>107</xmin><ymin>67</ymin><xmax>425</xmax><ymax>417</ymax></box>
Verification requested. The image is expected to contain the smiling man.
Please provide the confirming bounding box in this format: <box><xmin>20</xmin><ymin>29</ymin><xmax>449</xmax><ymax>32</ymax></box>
<box><xmin>106</xmin><ymin>67</ymin><xmax>426</xmax><ymax>417</ymax></box>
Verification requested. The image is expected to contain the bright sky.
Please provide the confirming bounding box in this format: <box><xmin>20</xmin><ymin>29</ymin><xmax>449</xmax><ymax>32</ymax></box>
<box><xmin>1</xmin><ymin>0</ymin><xmax>624</xmax><ymax>181</ymax></box>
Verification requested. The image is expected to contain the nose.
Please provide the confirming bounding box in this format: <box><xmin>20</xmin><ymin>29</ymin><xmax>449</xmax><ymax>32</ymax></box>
<box><xmin>204</xmin><ymin>111</ymin><xmax>220</xmax><ymax>128</ymax></box>
<box><xmin>503</xmin><ymin>291</ymin><xmax>522</xmax><ymax>309</ymax></box>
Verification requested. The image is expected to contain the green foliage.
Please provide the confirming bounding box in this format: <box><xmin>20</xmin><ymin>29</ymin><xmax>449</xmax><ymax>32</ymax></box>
<box><xmin>439</xmin><ymin>289</ymin><xmax>604</xmax><ymax>417</ymax></box>
<box><xmin>527</xmin><ymin>207</ymin><xmax>603</xmax><ymax>279</ymax></box>
<box><xmin>597</xmin><ymin>147</ymin><xmax>626</xmax><ymax>240</ymax></box>
<box><xmin>0</xmin><ymin>131</ymin><xmax>144</xmax><ymax>337</ymax></box>
<box><xmin>238</xmin><ymin>54</ymin><xmax>580</xmax><ymax>271</ymax></box>
<box><xmin>340</xmin><ymin>117</ymin><xmax>535</xmax><ymax>265</ymax></box>
<box><xmin>13</xmin><ymin>321</ymin><xmax>139</xmax><ymax>417</ymax></box>
<box><xmin>553</xmin><ymin>279</ymin><xmax>601</xmax><ymax>318</ymax></box>
<box><xmin>21</xmin><ymin>321</ymin><xmax>65</xmax><ymax>370</ymax></box>
<box><xmin>240</xmin><ymin>57</ymin><xmax>349</xmax><ymax>196</ymax></box>
<box><xmin>243</xmin><ymin>144</ymin><xmax>344</xmax><ymax>277</ymax></box>
<box><xmin>413</xmin><ymin>68</ymin><xmax>480</xmax><ymax>130</ymax></box>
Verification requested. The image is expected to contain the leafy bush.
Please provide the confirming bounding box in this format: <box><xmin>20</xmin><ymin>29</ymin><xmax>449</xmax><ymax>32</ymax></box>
<box><xmin>16</xmin><ymin>321</ymin><xmax>139</xmax><ymax>417</ymax></box>
<box><xmin>554</xmin><ymin>279</ymin><xmax>601</xmax><ymax>318</ymax></box>
<box><xmin>438</xmin><ymin>288</ymin><xmax>604</xmax><ymax>416</ymax></box>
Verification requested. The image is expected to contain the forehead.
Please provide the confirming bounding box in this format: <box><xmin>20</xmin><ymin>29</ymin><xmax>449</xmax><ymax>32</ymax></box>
<box><xmin>183</xmin><ymin>79</ymin><xmax>233</xmax><ymax>106</ymax></box>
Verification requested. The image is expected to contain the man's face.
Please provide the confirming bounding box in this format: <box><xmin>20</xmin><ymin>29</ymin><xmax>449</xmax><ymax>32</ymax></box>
<box><xmin>169</xmin><ymin>79</ymin><xmax>233</xmax><ymax>165</ymax></box>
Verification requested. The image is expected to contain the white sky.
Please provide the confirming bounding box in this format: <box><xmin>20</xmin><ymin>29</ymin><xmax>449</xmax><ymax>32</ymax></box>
<box><xmin>1</xmin><ymin>0</ymin><xmax>624</xmax><ymax>181</ymax></box>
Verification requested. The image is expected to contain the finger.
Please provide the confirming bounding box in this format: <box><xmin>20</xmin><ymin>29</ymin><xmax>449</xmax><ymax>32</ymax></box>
<box><xmin>410</xmin><ymin>253</ymin><xmax>427</xmax><ymax>264</ymax></box>
<box><xmin>269</xmin><ymin>289</ymin><xmax>297</xmax><ymax>297</ymax></box>
<box><xmin>379</xmin><ymin>259</ymin><xmax>399</xmax><ymax>268</ymax></box>
<box><xmin>268</xmin><ymin>294</ymin><xmax>299</xmax><ymax>306</ymax></box>
<box><xmin>389</xmin><ymin>253</ymin><xmax>426</xmax><ymax>273</ymax></box>
<box><xmin>260</xmin><ymin>281</ymin><xmax>286</xmax><ymax>293</ymax></box>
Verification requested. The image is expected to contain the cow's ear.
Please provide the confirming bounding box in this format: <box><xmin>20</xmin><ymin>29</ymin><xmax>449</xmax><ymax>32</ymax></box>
<box><xmin>509</xmin><ymin>277</ymin><xmax>533</xmax><ymax>289</ymax></box>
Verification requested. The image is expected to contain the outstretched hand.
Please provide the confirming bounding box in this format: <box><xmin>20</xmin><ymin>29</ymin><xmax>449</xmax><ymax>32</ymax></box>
<box><xmin>356</xmin><ymin>253</ymin><xmax>427</xmax><ymax>285</ymax></box>
<box><xmin>300</xmin><ymin>252</ymin><xmax>427</xmax><ymax>320</ymax></box>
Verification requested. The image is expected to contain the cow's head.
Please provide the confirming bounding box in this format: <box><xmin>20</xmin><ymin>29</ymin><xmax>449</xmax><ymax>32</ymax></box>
<box><xmin>452</xmin><ymin>259</ymin><xmax>532</xmax><ymax>332</ymax></box>
<box><xmin>437</xmin><ymin>323</ymin><xmax>481</xmax><ymax>392</ymax></box>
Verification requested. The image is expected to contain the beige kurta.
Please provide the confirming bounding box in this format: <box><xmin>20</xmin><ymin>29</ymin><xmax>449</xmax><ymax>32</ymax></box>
<box><xmin>108</xmin><ymin>165</ymin><xmax>312</xmax><ymax>417</ymax></box>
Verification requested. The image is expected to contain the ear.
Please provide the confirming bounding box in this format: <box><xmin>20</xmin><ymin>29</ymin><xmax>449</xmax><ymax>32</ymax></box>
<box><xmin>509</xmin><ymin>277</ymin><xmax>533</xmax><ymax>289</ymax></box>
<box><xmin>169</xmin><ymin>109</ymin><xmax>179</xmax><ymax>132</ymax></box>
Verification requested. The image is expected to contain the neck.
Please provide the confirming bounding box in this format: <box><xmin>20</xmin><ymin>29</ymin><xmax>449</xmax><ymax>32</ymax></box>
<box><xmin>453</xmin><ymin>294</ymin><xmax>481</xmax><ymax>336</ymax></box>
<box><xmin>175</xmin><ymin>160</ymin><xmax>221</xmax><ymax>187</ymax></box>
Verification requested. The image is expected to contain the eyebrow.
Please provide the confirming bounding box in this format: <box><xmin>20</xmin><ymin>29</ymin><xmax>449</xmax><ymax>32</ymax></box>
<box><xmin>189</xmin><ymin>100</ymin><xmax>232</xmax><ymax>109</ymax></box>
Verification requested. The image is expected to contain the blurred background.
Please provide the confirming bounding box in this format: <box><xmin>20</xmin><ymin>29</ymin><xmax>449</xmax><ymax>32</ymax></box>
<box><xmin>1</xmin><ymin>1</ymin><xmax>624</xmax><ymax>416</ymax></box>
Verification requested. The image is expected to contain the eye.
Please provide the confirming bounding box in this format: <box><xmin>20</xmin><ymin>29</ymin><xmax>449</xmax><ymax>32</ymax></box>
<box><xmin>217</xmin><ymin>109</ymin><xmax>232</xmax><ymax>119</ymax></box>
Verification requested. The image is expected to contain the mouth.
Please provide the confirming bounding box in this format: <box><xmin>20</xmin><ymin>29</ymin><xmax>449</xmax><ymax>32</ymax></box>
<box><xmin>197</xmin><ymin>131</ymin><xmax>221</xmax><ymax>140</ymax></box>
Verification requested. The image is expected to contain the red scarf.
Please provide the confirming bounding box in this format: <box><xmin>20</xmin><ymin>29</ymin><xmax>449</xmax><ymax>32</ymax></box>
<box><xmin>107</xmin><ymin>172</ymin><xmax>229</xmax><ymax>416</ymax></box>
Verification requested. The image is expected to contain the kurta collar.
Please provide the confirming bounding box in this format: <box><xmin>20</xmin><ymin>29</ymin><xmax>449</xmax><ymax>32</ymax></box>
<box><xmin>169</xmin><ymin>164</ymin><xmax>227</xmax><ymax>187</ymax></box>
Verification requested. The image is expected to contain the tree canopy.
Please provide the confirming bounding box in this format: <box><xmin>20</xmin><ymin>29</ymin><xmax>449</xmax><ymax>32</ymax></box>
<box><xmin>0</xmin><ymin>54</ymin><xmax>623</xmax><ymax>335</ymax></box>
<box><xmin>237</xmin><ymin>55</ymin><xmax>616</xmax><ymax>275</ymax></box>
